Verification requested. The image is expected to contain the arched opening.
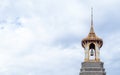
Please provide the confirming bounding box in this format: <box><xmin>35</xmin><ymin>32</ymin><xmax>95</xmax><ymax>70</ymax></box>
<box><xmin>89</xmin><ymin>43</ymin><xmax>95</xmax><ymax>50</ymax></box>
<box><xmin>89</xmin><ymin>43</ymin><xmax>96</xmax><ymax>60</ymax></box>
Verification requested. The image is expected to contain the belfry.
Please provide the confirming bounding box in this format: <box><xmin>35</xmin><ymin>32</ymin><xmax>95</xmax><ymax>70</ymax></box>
<box><xmin>80</xmin><ymin>8</ymin><xmax>106</xmax><ymax>75</ymax></box>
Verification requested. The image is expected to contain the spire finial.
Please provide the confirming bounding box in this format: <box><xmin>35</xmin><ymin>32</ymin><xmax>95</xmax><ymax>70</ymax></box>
<box><xmin>91</xmin><ymin>7</ymin><xmax>93</xmax><ymax>26</ymax></box>
<box><xmin>90</xmin><ymin>7</ymin><xmax>94</xmax><ymax>33</ymax></box>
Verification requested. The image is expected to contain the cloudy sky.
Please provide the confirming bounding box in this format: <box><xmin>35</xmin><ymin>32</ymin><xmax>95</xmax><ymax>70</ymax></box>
<box><xmin>0</xmin><ymin>0</ymin><xmax>120</xmax><ymax>75</ymax></box>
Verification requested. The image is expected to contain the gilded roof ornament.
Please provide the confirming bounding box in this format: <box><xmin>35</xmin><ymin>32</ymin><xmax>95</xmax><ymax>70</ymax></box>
<box><xmin>82</xmin><ymin>8</ymin><xmax>103</xmax><ymax>48</ymax></box>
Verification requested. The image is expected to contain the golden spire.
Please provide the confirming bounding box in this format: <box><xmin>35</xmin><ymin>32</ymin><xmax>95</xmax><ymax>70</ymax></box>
<box><xmin>90</xmin><ymin>7</ymin><xmax>94</xmax><ymax>33</ymax></box>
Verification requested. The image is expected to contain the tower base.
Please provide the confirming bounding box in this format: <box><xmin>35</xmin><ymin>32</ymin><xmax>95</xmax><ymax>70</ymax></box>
<box><xmin>80</xmin><ymin>62</ymin><xmax>106</xmax><ymax>75</ymax></box>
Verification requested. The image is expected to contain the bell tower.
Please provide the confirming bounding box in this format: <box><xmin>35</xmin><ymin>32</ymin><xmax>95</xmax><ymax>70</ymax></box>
<box><xmin>80</xmin><ymin>8</ymin><xmax>106</xmax><ymax>75</ymax></box>
<box><xmin>82</xmin><ymin>8</ymin><xmax>103</xmax><ymax>62</ymax></box>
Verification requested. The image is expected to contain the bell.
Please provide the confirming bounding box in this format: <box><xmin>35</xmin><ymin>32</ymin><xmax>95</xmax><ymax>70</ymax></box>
<box><xmin>91</xmin><ymin>49</ymin><xmax>94</xmax><ymax>56</ymax></box>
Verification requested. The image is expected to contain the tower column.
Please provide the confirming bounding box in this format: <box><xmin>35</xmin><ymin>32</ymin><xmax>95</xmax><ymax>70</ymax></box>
<box><xmin>96</xmin><ymin>46</ymin><xmax>100</xmax><ymax>61</ymax></box>
<box><xmin>84</xmin><ymin>45</ymin><xmax>89</xmax><ymax>62</ymax></box>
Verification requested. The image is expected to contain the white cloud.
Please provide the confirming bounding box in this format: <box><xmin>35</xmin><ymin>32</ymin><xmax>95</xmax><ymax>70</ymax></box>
<box><xmin>0</xmin><ymin>0</ymin><xmax>119</xmax><ymax>75</ymax></box>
